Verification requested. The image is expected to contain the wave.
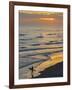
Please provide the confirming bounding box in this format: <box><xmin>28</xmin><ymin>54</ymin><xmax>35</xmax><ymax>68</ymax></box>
<box><xmin>20</xmin><ymin>50</ymin><xmax>63</xmax><ymax>58</ymax></box>
<box><xmin>19</xmin><ymin>46</ymin><xmax>62</xmax><ymax>52</ymax></box>
<box><xmin>19</xmin><ymin>59</ymin><xmax>47</xmax><ymax>69</ymax></box>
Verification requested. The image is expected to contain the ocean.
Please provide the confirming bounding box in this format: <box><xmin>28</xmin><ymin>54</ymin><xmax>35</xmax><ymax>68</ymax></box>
<box><xmin>19</xmin><ymin>30</ymin><xmax>63</xmax><ymax>79</ymax></box>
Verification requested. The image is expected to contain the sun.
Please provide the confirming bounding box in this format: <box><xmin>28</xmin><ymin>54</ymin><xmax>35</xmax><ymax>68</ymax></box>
<box><xmin>40</xmin><ymin>18</ymin><xmax>55</xmax><ymax>21</ymax></box>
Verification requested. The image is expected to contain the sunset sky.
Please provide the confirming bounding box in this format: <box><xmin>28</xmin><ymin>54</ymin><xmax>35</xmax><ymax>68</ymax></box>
<box><xmin>19</xmin><ymin>10</ymin><xmax>63</xmax><ymax>34</ymax></box>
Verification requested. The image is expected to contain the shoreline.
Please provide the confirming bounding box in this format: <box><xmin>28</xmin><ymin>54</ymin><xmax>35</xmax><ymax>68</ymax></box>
<box><xmin>19</xmin><ymin>52</ymin><xmax>63</xmax><ymax>79</ymax></box>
